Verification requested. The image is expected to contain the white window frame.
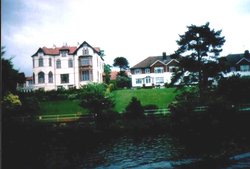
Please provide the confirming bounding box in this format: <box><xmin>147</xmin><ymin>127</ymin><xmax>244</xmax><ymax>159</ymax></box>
<box><xmin>155</xmin><ymin>77</ymin><xmax>164</xmax><ymax>85</ymax></box>
<box><xmin>134</xmin><ymin>69</ymin><xmax>142</xmax><ymax>74</ymax></box>
<box><xmin>154</xmin><ymin>67</ymin><xmax>164</xmax><ymax>73</ymax></box>
<box><xmin>240</xmin><ymin>65</ymin><xmax>250</xmax><ymax>72</ymax></box>
<box><xmin>145</xmin><ymin>68</ymin><xmax>150</xmax><ymax>74</ymax></box>
<box><xmin>136</xmin><ymin>78</ymin><xmax>142</xmax><ymax>84</ymax></box>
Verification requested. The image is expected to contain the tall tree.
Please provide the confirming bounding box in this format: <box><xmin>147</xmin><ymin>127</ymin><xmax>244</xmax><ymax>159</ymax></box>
<box><xmin>113</xmin><ymin>57</ymin><xmax>129</xmax><ymax>72</ymax></box>
<box><xmin>175</xmin><ymin>22</ymin><xmax>225</xmax><ymax>95</ymax></box>
<box><xmin>1</xmin><ymin>47</ymin><xmax>26</xmax><ymax>95</ymax></box>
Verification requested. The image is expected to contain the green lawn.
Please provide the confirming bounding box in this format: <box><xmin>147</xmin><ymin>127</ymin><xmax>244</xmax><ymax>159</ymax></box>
<box><xmin>39</xmin><ymin>100</ymin><xmax>88</xmax><ymax>115</ymax></box>
<box><xmin>39</xmin><ymin>88</ymin><xmax>179</xmax><ymax>115</ymax></box>
<box><xmin>112</xmin><ymin>88</ymin><xmax>179</xmax><ymax>113</ymax></box>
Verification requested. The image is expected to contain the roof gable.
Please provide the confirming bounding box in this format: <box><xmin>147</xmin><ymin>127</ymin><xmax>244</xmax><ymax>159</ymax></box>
<box><xmin>73</xmin><ymin>41</ymin><xmax>101</xmax><ymax>55</ymax></box>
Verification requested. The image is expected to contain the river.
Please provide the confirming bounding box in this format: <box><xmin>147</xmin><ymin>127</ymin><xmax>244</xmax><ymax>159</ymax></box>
<box><xmin>4</xmin><ymin>126</ymin><xmax>250</xmax><ymax>169</ymax></box>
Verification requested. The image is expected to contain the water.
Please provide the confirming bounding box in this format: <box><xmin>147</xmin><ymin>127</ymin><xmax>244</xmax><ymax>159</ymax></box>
<box><xmin>4</xmin><ymin>127</ymin><xmax>250</xmax><ymax>169</ymax></box>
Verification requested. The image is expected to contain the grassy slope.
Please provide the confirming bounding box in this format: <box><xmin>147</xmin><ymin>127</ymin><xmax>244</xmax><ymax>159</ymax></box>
<box><xmin>40</xmin><ymin>88</ymin><xmax>179</xmax><ymax>115</ymax></box>
<box><xmin>39</xmin><ymin>100</ymin><xmax>88</xmax><ymax>115</ymax></box>
<box><xmin>112</xmin><ymin>88</ymin><xmax>179</xmax><ymax>113</ymax></box>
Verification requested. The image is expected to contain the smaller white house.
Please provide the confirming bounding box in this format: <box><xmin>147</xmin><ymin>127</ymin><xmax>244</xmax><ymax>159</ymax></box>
<box><xmin>130</xmin><ymin>52</ymin><xmax>179</xmax><ymax>87</ymax></box>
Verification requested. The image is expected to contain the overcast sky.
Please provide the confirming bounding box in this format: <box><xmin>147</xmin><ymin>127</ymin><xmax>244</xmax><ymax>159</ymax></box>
<box><xmin>2</xmin><ymin>0</ymin><xmax>250</xmax><ymax>76</ymax></box>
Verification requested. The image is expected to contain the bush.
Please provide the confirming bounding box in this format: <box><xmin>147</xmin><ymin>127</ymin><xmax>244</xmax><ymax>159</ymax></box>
<box><xmin>124</xmin><ymin>97</ymin><xmax>144</xmax><ymax>119</ymax></box>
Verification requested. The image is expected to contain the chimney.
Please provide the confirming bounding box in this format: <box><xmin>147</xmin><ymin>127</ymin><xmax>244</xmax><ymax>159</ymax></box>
<box><xmin>244</xmin><ymin>50</ymin><xmax>250</xmax><ymax>58</ymax></box>
<box><xmin>163</xmin><ymin>52</ymin><xmax>167</xmax><ymax>60</ymax></box>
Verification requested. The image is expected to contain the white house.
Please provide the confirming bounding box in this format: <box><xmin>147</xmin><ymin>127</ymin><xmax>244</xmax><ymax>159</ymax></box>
<box><xmin>130</xmin><ymin>52</ymin><xmax>179</xmax><ymax>87</ymax></box>
<box><xmin>31</xmin><ymin>41</ymin><xmax>104</xmax><ymax>91</ymax></box>
<box><xmin>223</xmin><ymin>50</ymin><xmax>250</xmax><ymax>77</ymax></box>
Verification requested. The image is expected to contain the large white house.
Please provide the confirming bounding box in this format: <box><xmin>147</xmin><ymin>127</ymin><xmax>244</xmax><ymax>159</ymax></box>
<box><xmin>31</xmin><ymin>41</ymin><xmax>104</xmax><ymax>91</ymax></box>
<box><xmin>130</xmin><ymin>52</ymin><xmax>179</xmax><ymax>87</ymax></box>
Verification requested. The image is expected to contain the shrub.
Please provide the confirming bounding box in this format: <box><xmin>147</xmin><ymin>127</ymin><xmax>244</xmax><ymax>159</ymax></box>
<box><xmin>124</xmin><ymin>97</ymin><xmax>144</xmax><ymax>119</ymax></box>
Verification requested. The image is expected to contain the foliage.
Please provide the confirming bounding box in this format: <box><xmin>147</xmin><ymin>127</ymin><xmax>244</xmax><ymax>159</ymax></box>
<box><xmin>113</xmin><ymin>57</ymin><xmax>129</xmax><ymax>71</ymax></box>
<box><xmin>175</xmin><ymin>22</ymin><xmax>225</xmax><ymax>91</ymax></box>
<box><xmin>124</xmin><ymin>97</ymin><xmax>144</xmax><ymax>119</ymax></box>
<box><xmin>2</xmin><ymin>92</ymin><xmax>22</xmax><ymax>112</ymax></box>
<box><xmin>19</xmin><ymin>94</ymin><xmax>40</xmax><ymax>116</ymax></box>
<box><xmin>79</xmin><ymin>83</ymin><xmax>115</xmax><ymax>116</ymax></box>
<box><xmin>1</xmin><ymin>48</ymin><xmax>26</xmax><ymax>95</ymax></box>
<box><xmin>116</xmin><ymin>75</ymin><xmax>131</xmax><ymax>89</ymax></box>
<box><xmin>104</xmin><ymin>64</ymin><xmax>112</xmax><ymax>84</ymax></box>
<box><xmin>169</xmin><ymin>87</ymin><xmax>200</xmax><ymax>121</ymax></box>
<box><xmin>217</xmin><ymin>75</ymin><xmax>250</xmax><ymax>103</ymax></box>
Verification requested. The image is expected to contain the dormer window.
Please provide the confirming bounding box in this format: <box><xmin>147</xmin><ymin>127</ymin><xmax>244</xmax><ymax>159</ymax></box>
<box><xmin>154</xmin><ymin>67</ymin><xmax>164</xmax><ymax>73</ymax></box>
<box><xmin>134</xmin><ymin>69</ymin><xmax>142</xmax><ymax>74</ymax></box>
<box><xmin>61</xmin><ymin>51</ymin><xmax>68</xmax><ymax>57</ymax></box>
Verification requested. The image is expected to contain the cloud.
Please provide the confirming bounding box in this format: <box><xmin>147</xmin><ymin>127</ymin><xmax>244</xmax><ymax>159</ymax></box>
<box><xmin>2</xmin><ymin>0</ymin><xmax>250</xmax><ymax>75</ymax></box>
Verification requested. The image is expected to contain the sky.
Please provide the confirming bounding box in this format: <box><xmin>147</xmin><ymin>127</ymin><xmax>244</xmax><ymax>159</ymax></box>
<box><xmin>2</xmin><ymin>0</ymin><xmax>250</xmax><ymax>76</ymax></box>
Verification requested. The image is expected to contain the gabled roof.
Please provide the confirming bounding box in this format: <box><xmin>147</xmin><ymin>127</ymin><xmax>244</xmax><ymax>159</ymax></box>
<box><xmin>32</xmin><ymin>46</ymin><xmax>77</xmax><ymax>57</ymax></box>
<box><xmin>31</xmin><ymin>41</ymin><xmax>102</xmax><ymax>58</ymax></box>
<box><xmin>130</xmin><ymin>55</ymin><xmax>175</xmax><ymax>69</ymax></box>
<box><xmin>226</xmin><ymin>50</ymin><xmax>250</xmax><ymax>66</ymax></box>
<box><xmin>73</xmin><ymin>41</ymin><xmax>101</xmax><ymax>55</ymax></box>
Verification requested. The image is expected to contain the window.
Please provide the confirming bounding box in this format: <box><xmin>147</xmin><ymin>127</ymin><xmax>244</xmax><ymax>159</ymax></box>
<box><xmin>38</xmin><ymin>72</ymin><xmax>45</xmax><ymax>84</ymax></box>
<box><xmin>39</xmin><ymin>58</ymin><xmax>43</xmax><ymax>67</ymax></box>
<box><xmin>60</xmin><ymin>74</ymin><xmax>69</xmax><ymax>83</ymax></box>
<box><xmin>49</xmin><ymin>58</ymin><xmax>52</xmax><ymax>67</ymax></box>
<box><xmin>61</xmin><ymin>51</ymin><xmax>68</xmax><ymax>57</ymax></box>
<box><xmin>145</xmin><ymin>76</ymin><xmax>151</xmax><ymax>83</ymax></box>
<box><xmin>169</xmin><ymin>66</ymin><xmax>177</xmax><ymax>72</ymax></box>
<box><xmin>33</xmin><ymin>73</ymin><xmax>35</xmax><ymax>84</ymax></box>
<box><xmin>83</xmin><ymin>47</ymin><xmax>89</xmax><ymax>55</ymax></box>
<box><xmin>33</xmin><ymin>59</ymin><xmax>35</xmax><ymax>68</ymax></box>
<box><xmin>145</xmin><ymin>68</ymin><xmax>150</xmax><ymax>74</ymax></box>
<box><xmin>48</xmin><ymin>72</ymin><xmax>53</xmax><ymax>83</ymax></box>
<box><xmin>56</xmin><ymin>59</ymin><xmax>61</xmax><ymax>68</ymax></box>
<box><xmin>154</xmin><ymin>67</ymin><xmax>164</xmax><ymax>73</ymax></box>
<box><xmin>230</xmin><ymin>67</ymin><xmax>236</xmax><ymax>72</ymax></box>
<box><xmin>155</xmin><ymin>77</ymin><xmax>164</xmax><ymax>84</ymax></box>
<box><xmin>134</xmin><ymin>69</ymin><xmax>142</xmax><ymax>74</ymax></box>
<box><xmin>240</xmin><ymin>65</ymin><xmax>250</xmax><ymax>72</ymax></box>
<box><xmin>80</xmin><ymin>58</ymin><xmax>91</xmax><ymax>66</ymax></box>
<box><xmin>68</xmin><ymin>59</ymin><xmax>73</xmax><ymax>68</ymax></box>
<box><xmin>136</xmin><ymin>78</ymin><xmax>142</xmax><ymax>84</ymax></box>
<box><xmin>82</xmin><ymin>70</ymin><xmax>90</xmax><ymax>81</ymax></box>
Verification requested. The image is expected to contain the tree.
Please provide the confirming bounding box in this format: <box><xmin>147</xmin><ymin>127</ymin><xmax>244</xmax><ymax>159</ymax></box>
<box><xmin>113</xmin><ymin>57</ymin><xmax>129</xmax><ymax>72</ymax></box>
<box><xmin>104</xmin><ymin>64</ymin><xmax>112</xmax><ymax>84</ymax></box>
<box><xmin>124</xmin><ymin>97</ymin><xmax>144</xmax><ymax>119</ymax></box>
<box><xmin>79</xmin><ymin>83</ymin><xmax>114</xmax><ymax>116</ymax></box>
<box><xmin>175</xmin><ymin>22</ymin><xmax>225</xmax><ymax>95</ymax></box>
<box><xmin>1</xmin><ymin>47</ymin><xmax>26</xmax><ymax>95</ymax></box>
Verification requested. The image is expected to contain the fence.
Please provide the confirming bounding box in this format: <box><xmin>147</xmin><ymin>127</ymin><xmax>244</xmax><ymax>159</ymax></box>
<box><xmin>37</xmin><ymin>113</ymin><xmax>94</xmax><ymax>122</ymax></box>
<box><xmin>144</xmin><ymin>109</ymin><xmax>170</xmax><ymax>115</ymax></box>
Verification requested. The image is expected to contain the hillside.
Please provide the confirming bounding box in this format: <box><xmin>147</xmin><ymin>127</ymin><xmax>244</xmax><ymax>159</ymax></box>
<box><xmin>112</xmin><ymin>88</ymin><xmax>179</xmax><ymax>113</ymax></box>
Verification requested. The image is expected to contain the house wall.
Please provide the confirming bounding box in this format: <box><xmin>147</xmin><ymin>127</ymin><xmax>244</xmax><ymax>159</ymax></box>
<box><xmin>32</xmin><ymin>44</ymin><xmax>104</xmax><ymax>91</ymax></box>
<box><xmin>131</xmin><ymin>72</ymin><xmax>173</xmax><ymax>87</ymax></box>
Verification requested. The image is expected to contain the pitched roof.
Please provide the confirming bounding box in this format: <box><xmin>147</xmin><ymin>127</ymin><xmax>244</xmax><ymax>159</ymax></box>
<box><xmin>31</xmin><ymin>41</ymin><xmax>101</xmax><ymax>57</ymax></box>
<box><xmin>130</xmin><ymin>55</ymin><xmax>173</xmax><ymax>69</ymax></box>
<box><xmin>226</xmin><ymin>50</ymin><xmax>250</xmax><ymax>65</ymax></box>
